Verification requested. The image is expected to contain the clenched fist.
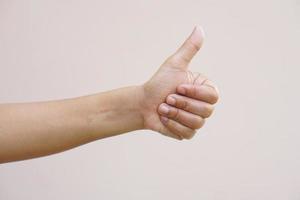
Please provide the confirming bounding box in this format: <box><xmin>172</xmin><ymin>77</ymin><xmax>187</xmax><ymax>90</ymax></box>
<box><xmin>139</xmin><ymin>26</ymin><xmax>219</xmax><ymax>140</ymax></box>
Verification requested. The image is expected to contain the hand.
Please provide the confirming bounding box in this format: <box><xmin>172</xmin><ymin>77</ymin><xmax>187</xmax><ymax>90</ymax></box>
<box><xmin>139</xmin><ymin>26</ymin><xmax>219</xmax><ymax>140</ymax></box>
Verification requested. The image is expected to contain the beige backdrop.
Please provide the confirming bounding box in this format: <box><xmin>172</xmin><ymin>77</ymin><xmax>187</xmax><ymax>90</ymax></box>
<box><xmin>0</xmin><ymin>0</ymin><xmax>299</xmax><ymax>199</ymax></box>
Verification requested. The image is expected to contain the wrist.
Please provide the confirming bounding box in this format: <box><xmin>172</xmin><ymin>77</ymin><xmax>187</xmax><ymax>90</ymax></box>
<box><xmin>132</xmin><ymin>84</ymin><xmax>148</xmax><ymax>130</ymax></box>
<box><xmin>74</xmin><ymin>85</ymin><xmax>146</xmax><ymax>140</ymax></box>
<box><xmin>117</xmin><ymin>85</ymin><xmax>145</xmax><ymax>131</ymax></box>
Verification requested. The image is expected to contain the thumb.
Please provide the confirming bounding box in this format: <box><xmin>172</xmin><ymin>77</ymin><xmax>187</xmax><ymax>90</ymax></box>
<box><xmin>167</xmin><ymin>26</ymin><xmax>205</xmax><ymax>69</ymax></box>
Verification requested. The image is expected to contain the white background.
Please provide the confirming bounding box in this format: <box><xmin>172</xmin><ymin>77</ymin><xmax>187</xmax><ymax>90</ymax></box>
<box><xmin>0</xmin><ymin>0</ymin><xmax>299</xmax><ymax>199</ymax></box>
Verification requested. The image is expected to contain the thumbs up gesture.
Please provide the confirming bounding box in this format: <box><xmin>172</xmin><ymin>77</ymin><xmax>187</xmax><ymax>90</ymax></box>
<box><xmin>140</xmin><ymin>26</ymin><xmax>219</xmax><ymax>140</ymax></box>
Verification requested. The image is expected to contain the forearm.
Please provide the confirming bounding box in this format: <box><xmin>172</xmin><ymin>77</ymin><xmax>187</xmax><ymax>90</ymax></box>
<box><xmin>0</xmin><ymin>85</ymin><xmax>144</xmax><ymax>163</ymax></box>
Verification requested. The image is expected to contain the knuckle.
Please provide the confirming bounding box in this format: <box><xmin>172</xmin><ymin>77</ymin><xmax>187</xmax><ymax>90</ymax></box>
<box><xmin>166</xmin><ymin>55</ymin><xmax>185</xmax><ymax>68</ymax></box>
<box><xmin>211</xmin><ymin>92</ymin><xmax>219</xmax><ymax>104</ymax></box>
<box><xmin>190</xmin><ymin>86</ymin><xmax>198</xmax><ymax>98</ymax></box>
<box><xmin>207</xmin><ymin>88</ymin><xmax>219</xmax><ymax>104</ymax></box>
<box><xmin>169</xmin><ymin>107</ymin><xmax>180</xmax><ymax>120</ymax></box>
<box><xmin>187</xmin><ymin>39</ymin><xmax>201</xmax><ymax>52</ymax></box>
<box><xmin>168</xmin><ymin>57</ymin><xmax>178</xmax><ymax>67</ymax></box>
<box><xmin>182</xmin><ymin>129</ymin><xmax>196</xmax><ymax>140</ymax></box>
<box><xmin>177</xmin><ymin>97</ymin><xmax>189</xmax><ymax>110</ymax></box>
<box><xmin>194</xmin><ymin>117</ymin><xmax>205</xmax><ymax>129</ymax></box>
<box><xmin>204</xmin><ymin>79</ymin><xmax>220</xmax><ymax>95</ymax></box>
<box><xmin>180</xmin><ymin>54</ymin><xmax>191</xmax><ymax>64</ymax></box>
<box><xmin>182</xmin><ymin>99</ymin><xmax>189</xmax><ymax>110</ymax></box>
<box><xmin>203</xmin><ymin>104</ymin><xmax>214</xmax><ymax>118</ymax></box>
<box><xmin>165</xmin><ymin>55</ymin><xmax>179</xmax><ymax>67</ymax></box>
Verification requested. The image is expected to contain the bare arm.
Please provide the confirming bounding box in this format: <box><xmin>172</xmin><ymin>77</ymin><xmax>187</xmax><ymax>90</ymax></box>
<box><xmin>0</xmin><ymin>26</ymin><xmax>219</xmax><ymax>164</ymax></box>
<box><xmin>0</xmin><ymin>86</ymin><xmax>144</xmax><ymax>163</ymax></box>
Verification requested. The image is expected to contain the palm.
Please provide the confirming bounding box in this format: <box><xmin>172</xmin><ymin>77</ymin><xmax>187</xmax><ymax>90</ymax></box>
<box><xmin>142</xmin><ymin>66</ymin><xmax>192</xmax><ymax>132</ymax></box>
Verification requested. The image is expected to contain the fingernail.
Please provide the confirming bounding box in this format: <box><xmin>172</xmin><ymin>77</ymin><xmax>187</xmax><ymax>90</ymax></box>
<box><xmin>159</xmin><ymin>104</ymin><xmax>169</xmax><ymax>114</ymax></box>
<box><xmin>160</xmin><ymin>116</ymin><xmax>169</xmax><ymax>124</ymax></box>
<box><xmin>195</xmin><ymin>25</ymin><xmax>205</xmax><ymax>39</ymax></box>
<box><xmin>167</xmin><ymin>96</ymin><xmax>176</xmax><ymax>105</ymax></box>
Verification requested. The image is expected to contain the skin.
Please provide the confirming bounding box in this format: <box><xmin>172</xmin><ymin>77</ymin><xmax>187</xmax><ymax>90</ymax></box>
<box><xmin>0</xmin><ymin>26</ymin><xmax>219</xmax><ymax>164</ymax></box>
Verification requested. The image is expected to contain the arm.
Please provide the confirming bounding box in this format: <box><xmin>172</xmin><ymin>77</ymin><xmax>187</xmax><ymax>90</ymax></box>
<box><xmin>0</xmin><ymin>26</ymin><xmax>219</xmax><ymax>164</ymax></box>
<box><xmin>0</xmin><ymin>86</ymin><xmax>144</xmax><ymax>163</ymax></box>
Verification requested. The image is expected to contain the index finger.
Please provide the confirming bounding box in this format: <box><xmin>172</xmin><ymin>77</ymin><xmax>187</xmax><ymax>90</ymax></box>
<box><xmin>176</xmin><ymin>84</ymin><xmax>219</xmax><ymax>104</ymax></box>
